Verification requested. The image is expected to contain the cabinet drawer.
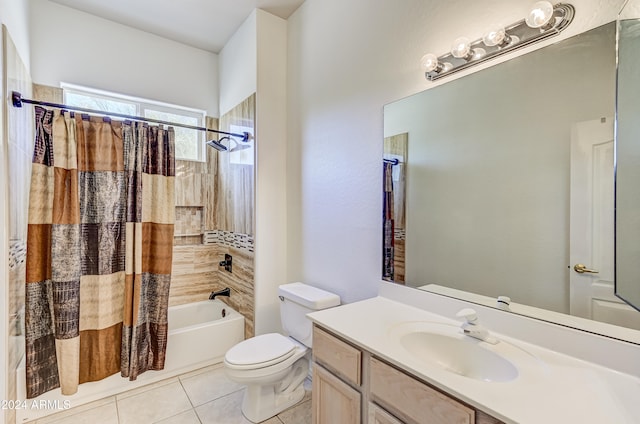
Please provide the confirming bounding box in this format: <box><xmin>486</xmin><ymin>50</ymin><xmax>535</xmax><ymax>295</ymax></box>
<box><xmin>370</xmin><ymin>357</ymin><xmax>474</xmax><ymax>424</ymax></box>
<box><xmin>313</xmin><ymin>326</ymin><xmax>362</xmax><ymax>386</ymax></box>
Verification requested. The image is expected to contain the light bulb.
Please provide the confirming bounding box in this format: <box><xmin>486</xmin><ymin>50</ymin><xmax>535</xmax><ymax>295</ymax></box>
<box><xmin>472</xmin><ymin>47</ymin><xmax>486</xmax><ymax>60</ymax></box>
<box><xmin>526</xmin><ymin>1</ymin><xmax>555</xmax><ymax>29</ymax></box>
<box><xmin>420</xmin><ymin>53</ymin><xmax>440</xmax><ymax>73</ymax></box>
<box><xmin>451</xmin><ymin>37</ymin><xmax>472</xmax><ymax>59</ymax></box>
<box><xmin>483</xmin><ymin>27</ymin><xmax>507</xmax><ymax>47</ymax></box>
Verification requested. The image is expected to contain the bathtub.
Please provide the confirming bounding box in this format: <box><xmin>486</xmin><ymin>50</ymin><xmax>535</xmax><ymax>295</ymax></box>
<box><xmin>16</xmin><ymin>300</ymin><xmax>244</xmax><ymax>423</ymax></box>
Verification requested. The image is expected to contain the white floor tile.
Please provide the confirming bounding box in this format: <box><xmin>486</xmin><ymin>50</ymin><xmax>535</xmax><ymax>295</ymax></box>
<box><xmin>177</xmin><ymin>363</ymin><xmax>223</xmax><ymax>380</ymax></box>
<box><xmin>45</xmin><ymin>402</ymin><xmax>119</xmax><ymax>424</ymax></box>
<box><xmin>195</xmin><ymin>390</ymin><xmax>251</xmax><ymax>424</ymax></box>
<box><xmin>277</xmin><ymin>399</ymin><xmax>311</xmax><ymax>424</ymax></box>
<box><xmin>153</xmin><ymin>409</ymin><xmax>201</xmax><ymax>424</ymax></box>
<box><xmin>116</xmin><ymin>377</ymin><xmax>179</xmax><ymax>400</ymax></box>
<box><xmin>33</xmin><ymin>397</ymin><xmax>116</xmax><ymax>424</ymax></box>
<box><xmin>30</xmin><ymin>367</ymin><xmax>314</xmax><ymax>424</ymax></box>
<box><xmin>180</xmin><ymin>366</ymin><xmax>245</xmax><ymax>406</ymax></box>
<box><xmin>117</xmin><ymin>380</ymin><xmax>193</xmax><ymax>424</ymax></box>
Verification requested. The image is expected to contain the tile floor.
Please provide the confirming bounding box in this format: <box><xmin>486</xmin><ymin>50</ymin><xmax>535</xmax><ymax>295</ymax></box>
<box><xmin>31</xmin><ymin>364</ymin><xmax>312</xmax><ymax>424</ymax></box>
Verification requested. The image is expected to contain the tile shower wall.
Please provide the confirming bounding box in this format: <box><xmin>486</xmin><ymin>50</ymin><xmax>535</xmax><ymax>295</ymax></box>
<box><xmin>171</xmin><ymin>239</ymin><xmax>255</xmax><ymax>338</ymax></box>
<box><xmin>6</xmin><ymin>26</ymin><xmax>33</xmax><ymax>424</ymax></box>
<box><xmin>170</xmin><ymin>97</ymin><xmax>256</xmax><ymax>338</ymax></box>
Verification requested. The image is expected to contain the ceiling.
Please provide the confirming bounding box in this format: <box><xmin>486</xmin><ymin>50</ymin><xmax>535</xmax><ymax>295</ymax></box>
<box><xmin>48</xmin><ymin>0</ymin><xmax>305</xmax><ymax>53</ymax></box>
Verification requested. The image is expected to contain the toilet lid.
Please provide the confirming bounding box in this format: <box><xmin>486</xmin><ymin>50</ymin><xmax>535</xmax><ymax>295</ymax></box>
<box><xmin>225</xmin><ymin>333</ymin><xmax>297</xmax><ymax>367</ymax></box>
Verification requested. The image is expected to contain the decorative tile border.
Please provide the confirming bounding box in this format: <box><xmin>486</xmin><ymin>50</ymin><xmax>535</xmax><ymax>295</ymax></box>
<box><xmin>203</xmin><ymin>230</ymin><xmax>254</xmax><ymax>252</ymax></box>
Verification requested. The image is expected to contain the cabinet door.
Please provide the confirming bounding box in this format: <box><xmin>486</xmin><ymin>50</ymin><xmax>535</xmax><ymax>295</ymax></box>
<box><xmin>312</xmin><ymin>363</ymin><xmax>361</xmax><ymax>424</ymax></box>
<box><xmin>369</xmin><ymin>402</ymin><xmax>404</xmax><ymax>424</ymax></box>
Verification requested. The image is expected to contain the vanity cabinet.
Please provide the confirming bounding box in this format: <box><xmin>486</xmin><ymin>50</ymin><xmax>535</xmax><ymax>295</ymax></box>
<box><xmin>312</xmin><ymin>325</ymin><xmax>504</xmax><ymax>424</ymax></box>
<box><xmin>312</xmin><ymin>326</ymin><xmax>362</xmax><ymax>423</ymax></box>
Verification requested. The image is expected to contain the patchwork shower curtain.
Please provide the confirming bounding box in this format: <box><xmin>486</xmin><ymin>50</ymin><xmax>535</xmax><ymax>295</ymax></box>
<box><xmin>25</xmin><ymin>107</ymin><xmax>175</xmax><ymax>398</ymax></box>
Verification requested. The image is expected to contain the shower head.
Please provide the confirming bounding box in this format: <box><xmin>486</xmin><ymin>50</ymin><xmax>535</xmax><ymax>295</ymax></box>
<box><xmin>206</xmin><ymin>138</ymin><xmax>228</xmax><ymax>152</ymax></box>
<box><xmin>227</xmin><ymin>142</ymin><xmax>251</xmax><ymax>152</ymax></box>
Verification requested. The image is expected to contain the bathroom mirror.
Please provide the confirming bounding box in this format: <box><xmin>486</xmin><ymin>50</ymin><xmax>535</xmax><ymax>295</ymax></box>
<box><xmin>616</xmin><ymin>3</ymin><xmax>640</xmax><ymax>312</ymax></box>
<box><xmin>383</xmin><ymin>20</ymin><xmax>640</xmax><ymax>343</ymax></box>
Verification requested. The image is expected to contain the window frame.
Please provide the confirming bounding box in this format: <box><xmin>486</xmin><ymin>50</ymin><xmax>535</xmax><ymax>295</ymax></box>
<box><xmin>61</xmin><ymin>83</ymin><xmax>207</xmax><ymax>162</ymax></box>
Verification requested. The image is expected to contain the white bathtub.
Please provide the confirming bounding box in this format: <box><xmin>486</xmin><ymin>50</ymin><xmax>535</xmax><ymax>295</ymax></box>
<box><xmin>16</xmin><ymin>300</ymin><xmax>244</xmax><ymax>423</ymax></box>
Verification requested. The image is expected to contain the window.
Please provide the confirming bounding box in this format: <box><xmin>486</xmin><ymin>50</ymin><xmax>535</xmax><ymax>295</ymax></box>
<box><xmin>229</xmin><ymin>124</ymin><xmax>254</xmax><ymax>165</ymax></box>
<box><xmin>62</xmin><ymin>83</ymin><xmax>206</xmax><ymax>162</ymax></box>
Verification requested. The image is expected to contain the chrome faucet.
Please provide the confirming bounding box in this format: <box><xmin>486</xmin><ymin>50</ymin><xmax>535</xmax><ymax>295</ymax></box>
<box><xmin>456</xmin><ymin>308</ymin><xmax>498</xmax><ymax>344</ymax></box>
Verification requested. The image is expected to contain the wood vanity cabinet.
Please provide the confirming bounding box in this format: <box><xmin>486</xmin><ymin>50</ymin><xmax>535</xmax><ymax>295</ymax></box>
<box><xmin>311</xmin><ymin>325</ymin><xmax>504</xmax><ymax>424</ymax></box>
<box><xmin>312</xmin><ymin>325</ymin><xmax>362</xmax><ymax>423</ymax></box>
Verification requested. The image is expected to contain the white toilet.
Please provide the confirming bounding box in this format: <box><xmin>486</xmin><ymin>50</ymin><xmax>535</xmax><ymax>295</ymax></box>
<box><xmin>224</xmin><ymin>282</ymin><xmax>340</xmax><ymax>423</ymax></box>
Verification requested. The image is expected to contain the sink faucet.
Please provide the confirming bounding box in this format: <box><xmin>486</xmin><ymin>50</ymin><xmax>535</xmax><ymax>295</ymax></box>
<box><xmin>456</xmin><ymin>308</ymin><xmax>498</xmax><ymax>344</ymax></box>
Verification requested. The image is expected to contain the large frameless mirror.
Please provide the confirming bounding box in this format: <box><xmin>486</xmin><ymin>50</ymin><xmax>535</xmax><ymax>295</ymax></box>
<box><xmin>383</xmin><ymin>17</ymin><xmax>640</xmax><ymax>343</ymax></box>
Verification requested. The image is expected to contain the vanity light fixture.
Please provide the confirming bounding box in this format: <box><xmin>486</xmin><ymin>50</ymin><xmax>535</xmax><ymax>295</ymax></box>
<box><xmin>421</xmin><ymin>2</ymin><xmax>574</xmax><ymax>81</ymax></box>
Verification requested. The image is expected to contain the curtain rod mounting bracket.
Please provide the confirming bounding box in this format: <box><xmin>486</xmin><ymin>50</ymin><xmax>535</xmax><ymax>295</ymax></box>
<box><xmin>12</xmin><ymin>91</ymin><xmax>23</xmax><ymax>108</ymax></box>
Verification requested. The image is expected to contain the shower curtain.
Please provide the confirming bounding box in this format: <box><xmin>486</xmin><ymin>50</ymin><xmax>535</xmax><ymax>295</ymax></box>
<box><xmin>382</xmin><ymin>161</ymin><xmax>395</xmax><ymax>281</ymax></box>
<box><xmin>25</xmin><ymin>107</ymin><xmax>175</xmax><ymax>398</ymax></box>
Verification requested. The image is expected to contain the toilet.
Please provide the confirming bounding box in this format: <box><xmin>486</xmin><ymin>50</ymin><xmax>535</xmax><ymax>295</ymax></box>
<box><xmin>224</xmin><ymin>282</ymin><xmax>340</xmax><ymax>423</ymax></box>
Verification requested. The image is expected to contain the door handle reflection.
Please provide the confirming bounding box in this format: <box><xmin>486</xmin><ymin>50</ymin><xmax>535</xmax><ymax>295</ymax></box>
<box><xmin>573</xmin><ymin>263</ymin><xmax>599</xmax><ymax>274</ymax></box>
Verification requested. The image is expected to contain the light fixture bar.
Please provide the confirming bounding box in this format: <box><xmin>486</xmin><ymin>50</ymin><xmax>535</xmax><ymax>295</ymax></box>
<box><xmin>424</xmin><ymin>3</ymin><xmax>574</xmax><ymax>81</ymax></box>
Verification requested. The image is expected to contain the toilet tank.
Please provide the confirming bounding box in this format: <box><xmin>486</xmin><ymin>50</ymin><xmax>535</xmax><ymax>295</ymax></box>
<box><xmin>278</xmin><ymin>282</ymin><xmax>340</xmax><ymax>347</ymax></box>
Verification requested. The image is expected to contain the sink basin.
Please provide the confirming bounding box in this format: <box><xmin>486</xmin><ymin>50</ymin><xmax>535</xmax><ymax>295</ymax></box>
<box><xmin>390</xmin><ymin>322</ymin><xmax>520</xmax><ymax>382</ymax></box>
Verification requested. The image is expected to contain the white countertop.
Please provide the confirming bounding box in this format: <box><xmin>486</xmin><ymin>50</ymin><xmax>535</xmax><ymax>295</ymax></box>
<box><xmin>307</xmin><ymin>296</ymin><xmax>640</xmax><ymax>424</ymax></box>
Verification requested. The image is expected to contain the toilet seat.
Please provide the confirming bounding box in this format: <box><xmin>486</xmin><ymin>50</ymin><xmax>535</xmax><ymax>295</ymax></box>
<box><xmin>225</xmin><ymin>333</ymin><xmax>298</xmax><ymax>370</ymax></box>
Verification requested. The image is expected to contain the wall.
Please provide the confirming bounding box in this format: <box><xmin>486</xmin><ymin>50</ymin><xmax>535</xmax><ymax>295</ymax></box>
<box><xmin>0</xmin><ymin>3</ymin><xmax>30</xmax><ymax>423</ymax></box>
<box><xmin>0</xmin><ymin>37</ymin><xmax>7</xmax><ymax>424</ymax></box>
<box><xmin>0</xmin><ymin>0</ymin><xmax>30</xmax><ymax>70</ymax></box>
<box><xmin>2</xmin><ymin>26</ymin><xmax>32</xmax><ymax>424</ymax></box>
<box><xmin>219</xmin><ymin>11</ymin><xmax>257</xmax><ymax>116</ymax></box>
<box><xmin>254</xmin><ymin>10</ymin><xmax>287</xmax><ymax>335</ymax></box>
<box><xmin>285</xmin><ymin>0</ymin><xmax>625</xmax><ymax>304</ymax></box>
<box><xmin>28</xmin><ymin>0</ymin><xmax>219</xmax><ymax>117</ymax></box>
<box><xmin>218</xmin><ymin>10</ymin><xmax>287</xmax><ymax>335</ymax></box>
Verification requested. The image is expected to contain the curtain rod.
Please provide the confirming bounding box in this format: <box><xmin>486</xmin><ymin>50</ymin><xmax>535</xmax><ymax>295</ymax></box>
<box><xmin>11</xmin><ymin>91</ymin><xmax>251</xmax><ymax>143</ymax></box>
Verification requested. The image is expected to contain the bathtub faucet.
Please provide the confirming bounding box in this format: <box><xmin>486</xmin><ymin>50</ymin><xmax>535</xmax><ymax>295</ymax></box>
<box><xmin>209</xmin><ymin>287</ymin><xmax>231</xmax><ymax>300</ymax></box>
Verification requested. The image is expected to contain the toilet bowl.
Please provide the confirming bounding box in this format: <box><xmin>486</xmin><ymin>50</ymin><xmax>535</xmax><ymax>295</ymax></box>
<box><xmin>223</xmin><ymin>283</ymin><xmax>340</xmax><ymax>423</ymax></box>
